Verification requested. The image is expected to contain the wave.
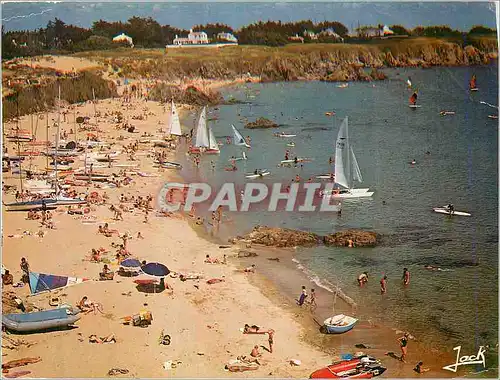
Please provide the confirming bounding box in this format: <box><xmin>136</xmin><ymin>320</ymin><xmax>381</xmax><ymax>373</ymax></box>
<box><xmin>291</xmin><ymin>257</ymin><xmax>357</xmax><ymax>307</ymax></box>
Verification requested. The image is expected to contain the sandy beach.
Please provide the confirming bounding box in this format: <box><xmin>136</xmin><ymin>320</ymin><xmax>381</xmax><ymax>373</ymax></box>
<box><xmin>1</xmin><ymin>56</ymin><xmax>490</xmax><ymax>378</ymax></box>
<box><xmin>2</xmin><ymin>60</ymin><xmax>334</xmax><ymax>378</ymax></box>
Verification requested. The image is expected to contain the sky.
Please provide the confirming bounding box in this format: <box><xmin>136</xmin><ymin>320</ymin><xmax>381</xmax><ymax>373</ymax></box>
<box><xmin>1</xmin><ymin>1</ymin><xmax>497</xmax><ymax>33</ymax></box>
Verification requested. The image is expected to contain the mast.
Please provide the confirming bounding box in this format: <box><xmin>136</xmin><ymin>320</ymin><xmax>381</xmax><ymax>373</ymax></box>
<box><xmin>54</xmin><ymin>84</ymin><xmax>61</xmax><ymax>195</ymax></box>
<box><xmin>45</xmin><ymin>111</ymin><xmax>49</xmax><ymax>171</ymax></box>
<box><xmin>92</xmin><ymin>88</ymin><xmax>97</xmax><ymax>140</ymax></box>
<box><xmin>345</xmin><ymin>116</ymin><xmax>351</xmax><ymax>189</ymax></box>
<box><xmin>16</xmin><ymin>99</ymin><xmax>23</xmax><ymax>194</ymax></box>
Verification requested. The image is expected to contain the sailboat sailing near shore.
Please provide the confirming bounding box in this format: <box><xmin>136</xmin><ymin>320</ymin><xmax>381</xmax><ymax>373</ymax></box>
<box><xmin>322</xmin><ymin>117</ymin><xmax>373</xmax><ymax>199</ymax></box>
<box><xmin>469</xmin><ymin>74</ymin><xmax>478</xmax><ymax>92</ymax></box>
<box><xmin>189</xmin><ymin>107</ymin><xmax>220</xmax><ymax>154</ymax></box>
<box><xmin>168</xmin><ymin>100</ymin><xmax>183</xmax><ymax>136</ymax></box>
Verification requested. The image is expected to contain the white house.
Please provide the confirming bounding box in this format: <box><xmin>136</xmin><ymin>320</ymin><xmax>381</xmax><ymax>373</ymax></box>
<box><xmin>319</xmin><ymin>28</ymin><xmax>344</xmax><ymax>42</ymax></box>
<box><xmin>303</xmin><ymin>30</ymin><xmax>318</xmax><ymax>40</ymax></box>
<box><xmin>173</xmin><ymin>29</ymin><xmax>209</xmax><ymax>45</ymax></box>
<box><xmin>113</xmin><ymin>33</ymin><xmax>134</xmax><ymax>47</ymax></box>
<box><xmin>216</xmin><ymin>32</ymin><xmax>238</xmax><ymax>43</ymax></box>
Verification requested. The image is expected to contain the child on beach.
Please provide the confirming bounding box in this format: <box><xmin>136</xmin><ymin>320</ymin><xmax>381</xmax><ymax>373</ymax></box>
<box><xmin>414</xmin><ymin>361</ymin><xmax>430</xmax><ymax>374</ymax></box>
<box><xmin>309</xmin><ymin>288</ymin><xmax>317</xmax><ymax>311</ymax></box>
<box><xmin>297</xmin><ymin>286</ymin><xmax>307</xmax><ymax>306</ymax></box>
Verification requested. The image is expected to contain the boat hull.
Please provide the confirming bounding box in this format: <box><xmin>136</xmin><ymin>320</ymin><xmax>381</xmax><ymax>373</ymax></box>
<box><xmin>433</xmin><ymin>208</ymin><xmax>471</xmax><ymax>217</ymax></box>
<box><xmin>245</xmin><ymin>171</ymin><xmax>270</xmax><ymax>179</ymax></box>
<box><xmin>310</xmin><ymin>357</ymin><xmax>386</xmax><ymax>379</ymax></box>
<box><xmin>323</xmin><ymin>188</ymin><xmax>374</xmax><ymax>199</ymax></box>
<box><xmin>323</xmin><ymin>314</ymin><xmax>358</xmax><ymax>334</ymax></box>
<box><xmin>2</xmin><ymin>308</ymin><xmax>81</xmax><ymax>333</ymax></box>
<box><xmin>4</xmin><ymin>200</ymin><xmax>58</xmax><ymax>212</ymax></box>
<box><xmin>189</xmin><ymin>147</ymin><xmax>220</xmax><ymax>155</ymax></box>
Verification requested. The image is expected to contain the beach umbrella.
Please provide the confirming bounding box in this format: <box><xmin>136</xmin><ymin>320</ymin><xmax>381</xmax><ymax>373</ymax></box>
<box><xmin>120</xmin><ymin>258</ymin><xmax>142</xmax><ymax>268</ymax></box>
<box><xmin>141</xmin><ymin>262</ymin><xmax>170</xmax><ymax>277</ymax></box>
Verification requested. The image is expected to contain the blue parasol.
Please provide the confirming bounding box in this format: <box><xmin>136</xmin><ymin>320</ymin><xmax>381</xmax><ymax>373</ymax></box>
<box><xmin>120</xmin><ymin>258</ymin><xmax>142</xmax><ymax>268</ymax></box>
<box><xmin>141</xmin><ymin>262</ymin><xmax>170</xmax><ymax>277</ymax></box>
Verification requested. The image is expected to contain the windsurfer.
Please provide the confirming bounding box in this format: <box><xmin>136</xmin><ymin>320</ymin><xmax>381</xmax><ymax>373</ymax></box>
<box><xmin>447</xmin><ymin>203</ymin><xmax>454</xmax><ymax>214</ymax></box>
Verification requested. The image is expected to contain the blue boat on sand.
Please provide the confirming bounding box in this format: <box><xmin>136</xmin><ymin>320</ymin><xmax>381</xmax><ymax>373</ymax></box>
<box><xmin>2</xmin><ymin>307</ymin><xmax>81</xmax><ymax>333</ymax></box>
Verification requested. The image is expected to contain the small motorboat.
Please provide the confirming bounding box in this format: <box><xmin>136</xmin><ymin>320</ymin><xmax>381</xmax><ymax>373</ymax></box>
<box><xmin>336</xmin><ymin>83</ymin><xmax>349</xmax><ymax>89</ymax></box>
<box><xmin>245</xmin><ymin>169</ymin><xmax>270</xmax><ymax>179</ymax></box>
<box><xmin>274</xmin><ymin>133</ymin><xmax>296</xmax><ymax>138</ymax></box>
<box><xmin>488</xmin><ymin>115</ymin><xmax>498</xmax><ymax>119</ymax></box>
<box><xmin>316</xmin><ymin>174</ymin><xmax>335</xmax><ymax>180</ymax></box>
<box><xmin>325</xmin><ymin>112</ymin><xmax>336</xmax><ymax>116</ymax></box>
<box><xmin>286</xmin><ymin>142</ymin><xmax>296</xmax><ymax>147</ymax></box>
<box><xmin>2</xmin><ymin>307</ymin><xmax>81</xmax><ymax>333</ymax></box>
<box><xmin>310</xmin><ymin>356</ymin><xmax>386</xmax><ymax>379</ymax></box>
<box><xmin>323</xmin><ymin>314</ymin><xmax>358</xmax><ymax>334</ymax></box>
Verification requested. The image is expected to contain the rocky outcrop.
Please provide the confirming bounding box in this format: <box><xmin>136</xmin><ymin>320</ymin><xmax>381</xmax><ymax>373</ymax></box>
<box><xmin>245</xmin><ymin>117</ymin><xmax>279</xmax><ymax>129</ymax></box>
<box><xmin>238</xmin><ymin>226</ymin><xmax>322</xmax><ymax>247</ymax></box>
<box><xmin>324</xmin><ymin>230</ymin><xmax>378</xmax><ymax>247</ymax></box>
<box><xmin>235</xmin><ymin>226</ymin><xmax>379</xmax><ymax>248</ymax></box>
<box><xmin>148</xmin><ymin>83</ymin><xmax>223</xmax><ymax>106</ymax></box>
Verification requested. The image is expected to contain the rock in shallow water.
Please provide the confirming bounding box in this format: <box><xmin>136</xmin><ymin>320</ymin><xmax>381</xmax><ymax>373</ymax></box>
<box><xmin>324</xmin><ymin>229</ymin><xmax>378</xmax><ymax>247</ymax></box>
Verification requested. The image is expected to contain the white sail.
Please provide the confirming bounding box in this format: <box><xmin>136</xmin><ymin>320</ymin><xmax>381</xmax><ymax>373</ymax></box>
<box><xmin>208</xmin><ymin>124</ymin><xmax>219</xmax><ymax>151</ymax></box>
<box><xmin>169</xmin><ymin>100</ymin><xmax>182</xmax><ymax>136</ymax></box>
<box><xmin>194</xmin><ymin>107</ymin><xmax>209</xmax><ymax>148</ymax></box>
<box><xmin>231</xmin><ymin>124</ymin><xmax>250</xmax><ymax>147</ymax></box>
<box><xmin>350</xmin><ymin>146</ymin><xmax>363</xmax><ymax>183</ymax></box>
<box><xmin>334</xmin><ymin>117</ymin><xmax>349</xmax><ymax>189</ymax></box>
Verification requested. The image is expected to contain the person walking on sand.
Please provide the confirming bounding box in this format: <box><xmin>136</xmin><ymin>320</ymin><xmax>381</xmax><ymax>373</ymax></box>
<box><xmin>267</xmin><ymin>329</ymin><xmax>275</xmax><ymax>353</ymax></box>
<box><xmin>398</xmin><ymin>333</ymin><xmax>409</xmax><ymax>362</ymax></box>
<box><xmin>380</xmin><ymin>275</ymin><xmax>387</xmax><ymax>294</ymax></box>
<box><xmin>402</xmin><ymin>267</ymin><xmax>410</xmax><ymax>286</ymax></box>
<box><xmin>20</xmin><ymin>258</ymin><xmax>30</xmax><ymax>282</ymax></box>
<box><xmin>309</xmin><ymin>288</ymin><xmax>317</xmax><ymax>311</ymax></box>
<box><xmin>297</xmin><ymin>286</ymin><xmax>308</xmax><ymax>306</ymax></box>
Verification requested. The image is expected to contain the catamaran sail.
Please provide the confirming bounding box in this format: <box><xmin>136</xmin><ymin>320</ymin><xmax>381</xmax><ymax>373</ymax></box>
<box><xmin>208</xmin><ymin>125</ymin><xmax>219</xmax><ymax>151</ymax></box>
<box><xmin>350</xmin><ymin>146</ymin><xmax>363</xmax><ymax>183</ymax></box>
<box><xmin>194</xmin><ymin>107</ymin><xmax>209</xmax><ymax>148</ymax></box>
<box><xmin>469</xmin><ymin>74</ymin><xmax>478</xmax><ymax>90</ymax></box>
<box><xmin>169</xmin><ymin>100</ymin><xmax>182</xmax><ymax>136</ymax></box>
<box><xmin>334</xmin><ymin>118</ymin><xmax>349</xmax><ymax>189</ymax></box>
<box><xmin>409</xmin><ymin>92</ymin><xmax>418</xmax><ymax>105</ymax></box>
<box><xmin>231</xmin><ymin>124</ymin><xmax>250</xmax><ymax>148</ymax></box>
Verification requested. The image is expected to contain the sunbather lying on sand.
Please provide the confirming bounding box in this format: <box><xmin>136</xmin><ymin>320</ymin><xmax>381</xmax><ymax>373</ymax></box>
<box><xmin>206</xmin><ymin>278</ymin><xmax>225</xmax><ymax>285</ymax></box>
<box><xmin>179</xmin><ymin>274</ymin><xmax>203</xmax><ymax>282</ymax></box>
<box><xmin>204</xmin><ymin>254</ymin><xmax>220</xmax><ymax>264</ymax></box>
<box><xmin>89</xmin><ymin>333</ymin><xmax>116</xmax><ymax>344</ymax></box>
<box><xmin>244</xmin><ymin>324</ymin><xmax>264</xmax><ymax>333</ymax></box>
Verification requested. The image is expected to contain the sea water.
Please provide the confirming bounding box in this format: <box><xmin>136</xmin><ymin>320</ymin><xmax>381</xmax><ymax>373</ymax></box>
<box><xmin>177</xmin><ymin>64</ymin><xmax>498</xmax><ymax>365</ymax></box>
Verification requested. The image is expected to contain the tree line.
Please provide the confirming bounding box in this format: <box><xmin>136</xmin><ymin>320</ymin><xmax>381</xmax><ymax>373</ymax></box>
<box><xmin>2</xmin><ymin>16</ymin><xmax>496</xmax><ymax>58</ymax></box>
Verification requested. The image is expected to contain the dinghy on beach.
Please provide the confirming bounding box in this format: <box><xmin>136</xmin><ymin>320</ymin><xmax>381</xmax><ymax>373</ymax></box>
<box><xmin>2</xmin><ymin>307</ymin><xmax>81</xmax><ymax>333</ymax></box>
<box><xmin>309</xmin><ymin>355</ymin><xmax>386</xmax><ymax>379</ymax></box>
<box><xmin>323</xmin><ymin>314</ymin><xmax>358</xmax><ymax>334</ymax></box>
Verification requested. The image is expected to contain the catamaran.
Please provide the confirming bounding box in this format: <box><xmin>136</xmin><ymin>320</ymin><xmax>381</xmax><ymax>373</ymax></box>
<box><xmin>168</xmin><ymin>100</ymin><xmax>183</xmax><ymax>136</ymax></box>
<box><xmin>321</xmin><ymin>117</ymin><xmax>373</xmax><ymax>199</ymax></box>
<box><xmin>189</xmin><ymin>107</ymin><xmax>220</xmax><ymax>154</ymax></box>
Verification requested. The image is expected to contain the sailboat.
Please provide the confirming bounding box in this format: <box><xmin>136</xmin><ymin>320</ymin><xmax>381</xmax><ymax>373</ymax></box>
<box><xmin>408</xmin><ymin>90</ymin><xmax>421</xmax><ymax>108</ymax></box>
<box><xmin>189</xmin><ymin>107</ymin><xmax>220</xmax><ymax>154</ymax></box>
<box><xmin>231</xmin><ymin>124</ymin><xmax>251</xmax><ymax>148</ymax></box>
<box><xmin>168</xmin><ymin>100</ymin><xmax>183</xmax><ymax>136</ymax></box>
<box><xmin>322</xmin><ymin>117</ymin><xmax>373</xmax><ymax>199</ymax></box>
<box><xmin>469</xmin><ymin>74</ymin><xmax>478</xmax><ymax>92</ymax></box>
